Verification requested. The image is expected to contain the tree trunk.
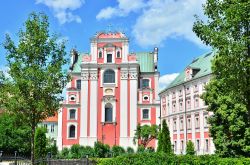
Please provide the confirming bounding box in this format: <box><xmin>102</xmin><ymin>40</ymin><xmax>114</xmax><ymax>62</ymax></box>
<box><xmin>31</xmin><ymin>123</ymin><xmax>35</xmax><ymax>165</ymax></box>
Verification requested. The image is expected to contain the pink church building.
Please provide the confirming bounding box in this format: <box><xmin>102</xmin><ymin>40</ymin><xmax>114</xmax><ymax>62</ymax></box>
<box><xmin>57</xmin><ymin>32</ymin><xmax>160</xmax><ymax>150</ymax></box>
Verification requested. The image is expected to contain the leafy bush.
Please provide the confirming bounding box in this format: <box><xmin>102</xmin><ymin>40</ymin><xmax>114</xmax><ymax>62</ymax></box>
<box><xmin>186</xmin><ymin>140</ymin><xmax>195</xmax><ymax>155</ymax></box>
<box><xmin>126</xmin><ymin>147</ymin><xmax>134</xmax><ymax>154</ymax></box>
<box><xmin>81</xmin><ymin>146</ymin><xmax>95</xmax><ymax>158</ymax></box>
<box><xmin>59</xmin><ymin>148</ymin><xmax>70</xmax><ymax>158</ymax></box>
<box><xmin>97</xmin><ymin>153</ymin><xmax>250</xmax><ymax>165</ymax></box>
<box><xmin>94</xmin><ymin>141</ymin><xmax>111</xmax><ymax>158</ymax></box>
<box><xmin>111</xmin><ymin>146</ymin><xmax>125</xmax><ymax>157</ymax></box>
<box><xmin>136</xmin><ymin>145</ymin><xmax>145</xmax><ymax>153</ymax></box>
<box><xmin>34</xmin><ymin>127</ymin><xmax>47</xmax><ymax>159</ymax></box>
<box><xmin>145</xmin><ymin>147</ymin><xmax>155</xmax><ymax>153</ymax></box>
<box><xmin>70</xmin><ymin>144</ymin><xmax>83</xmax><ymax>159</ymax></box>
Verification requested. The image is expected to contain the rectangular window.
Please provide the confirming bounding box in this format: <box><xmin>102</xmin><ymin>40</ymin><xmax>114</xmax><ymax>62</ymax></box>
<box><xmin>173</xmin><ymin>121</ymin><xmax>177</xmax><ymax>131</ymax></box>
<box><xmin>195</xmin><ymin>117</ymin><xmax>200</xmax><ymax>128</ymax></box>
<box><xmin>179</xmin><ymin>102</ymin><xmax>183</xmax><ymax>111</ymax></box>
<box><xmin>69</xmin><ymin>109</ymin><xmax>76</xmax><ymax>120</ymax></box>
<box><xmin>174</xmin><ymin>141</ymin><xmax>177</xmax><ymax>152</ymax></box>
<box><xmin>51</xmin><ymin>124</ymin><xmax>54</xmax><ymax>133</ymax></box>
<box><xmin>76</xmin><ymin>80</ymin><xmax>81</xmax><ymax>89</ymax></box>
<box><xmin>194</xmin><ymin>98</ymin><xmax>199</xmax><ymax>108</ymax></box>
<box><xmin>107</xmin><ymin>54</ymin><xmax>112</xmax><ymax>63</ymax></box>
<box><xmin>204</xmin><ymin>116</ymin><xmax>208</xmax><ymax>127</ymax></box>
<box><xmin>180</xmin><ymin>119</ymin><xmax>183</xmax><ymax>130</ymax></box>
<box><xmin>142</xmin><ymin>109</ymin><xmax>149</xmax><ymax>119</ymax></box>
<box><xmin>187</xmin><ymin>100</ymin><xmax>191</xmax><ymax>109</ymax></box>
<box><xmin>142</xmin><ymin>79</ymin><xmax>149</xmax><ymax>88</ymax></box>
<box><xmin>172</xmin><ymin>103</ymin><xmax>176</xmax><ymax>113</ymax></box>
<box><xmin>181</xmin><ymin>140</ymin><xmax>184</xmax><ymax>152</ymax></box>
<box><xmin>196</xmin><ymin>140</ymin><xmax>200</xmax><ymax>151</ymax></box>
<box><xmin>205</xmin><ymin>139</ymin><xmax>209</xmax><ymax>152</ymax></box>
<box><xmin>187</xmin><ymin>118</ymin><xmax>191</xmax><ymax>129</ymax></box>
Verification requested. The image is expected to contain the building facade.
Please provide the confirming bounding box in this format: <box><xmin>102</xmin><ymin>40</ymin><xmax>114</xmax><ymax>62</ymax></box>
<box><xmin>159</xmin><ymin>52</ymin><xmax>215</xmax><ymax>155</ymax></box>
<box><xmin>57</xmin><ymin>32</ymin><xmax>160</xmax><ymax>150</ymax></box>
<box><xmin>38</xmin><ymin>114</ymin><xmax>58</xmax><ymax>142</ymax></box>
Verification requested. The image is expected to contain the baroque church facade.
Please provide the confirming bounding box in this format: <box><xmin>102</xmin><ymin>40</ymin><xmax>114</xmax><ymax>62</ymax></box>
<box><xmin>57</xmin><ymin>32</ymin><xmax>160</xmax><ymax>150</ymax></box>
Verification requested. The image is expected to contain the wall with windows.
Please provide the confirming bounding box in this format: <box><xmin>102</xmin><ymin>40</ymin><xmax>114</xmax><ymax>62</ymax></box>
<box><xmin>159</xmin><ymin>75</ymin><xmax>215</xmax><ymax>155</ymax></box>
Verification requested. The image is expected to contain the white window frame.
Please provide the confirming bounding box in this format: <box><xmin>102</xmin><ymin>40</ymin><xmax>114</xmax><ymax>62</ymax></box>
<box><xmin>67</xmin><ymin>122</ymin><xmax>77</xmax><ymax>139</ymax></box>
<box><xmin>51</xmin><ymin>124</ymin><xmax>55</xmax><ymax>133</ymax></box>
<box><xmin>68</xmin><ymin>108</ymin><xmax>77</xmax><ymax>120</ymax></box>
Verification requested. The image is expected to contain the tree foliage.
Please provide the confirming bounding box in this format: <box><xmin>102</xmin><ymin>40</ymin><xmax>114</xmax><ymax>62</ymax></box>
<box><xmin>133</xmin><ymin>124</ymin><xmax>159</xmax><ymax>148</ymax></box>
<box><xmin>157</xmin><ymin>119</ymin><xmax>172</xmax><ymax>154</ymax></box>
<box><xmin>193</xmin><ymin>0</ymin><xmax>250</xmax><ymax>157</ymax></box>
<box><xmin>34</xmin><ymin>127</ymin><xmax>47</xmax><ymax>159</ymax></box>
<box><xmin>0</xmin><ymin>112</ymin><xmax>31</xmax><ymax>155</ymax></box>
<box><xmin>94</xmin><ymin>141</ymin><xmax>110</xmax><ymax>158</ymax></box>
<box><xmin>0</xmin><ymin>12</ymin><xmax>69</xmax><ymax>163</ymax></box>
<box><xmin>186</xmin><ymin>141</ymin><xmax>195</xmax><ymax>156</ymax></box>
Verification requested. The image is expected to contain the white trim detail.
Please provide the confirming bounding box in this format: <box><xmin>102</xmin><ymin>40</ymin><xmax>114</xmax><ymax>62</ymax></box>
<box><xmin>67</xmin><ymin>122</ymin><xmax>78</xmax><ymax>139</ymax></box>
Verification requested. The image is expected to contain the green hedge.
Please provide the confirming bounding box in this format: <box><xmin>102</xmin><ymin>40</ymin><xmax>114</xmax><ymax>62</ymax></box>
<box><xmin>97</xmin><ymin>153</ymin><xmax>250</xmax><ymax>165</ymax></box>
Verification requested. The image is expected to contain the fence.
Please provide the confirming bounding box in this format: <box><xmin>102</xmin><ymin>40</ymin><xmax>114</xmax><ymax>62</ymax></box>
<box><xmin>0</xmin><ymin>151</ymin><xmax>96</xmax><ymax>165</ymax></box>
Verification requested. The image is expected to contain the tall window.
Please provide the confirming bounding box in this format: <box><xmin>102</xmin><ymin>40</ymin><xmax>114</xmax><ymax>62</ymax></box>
<box><xmin>104</xmin><ymin>69</ymin><xmax>115</xmax><ymax>83</ymax></box>
<box><xmin>69</xmin><ymin>125</ymin><xmax>76</xmax><ymax>138</ymax></box>
<box><xmin>196</xmin><ymin>140</ymin><xmax>200</xmax><ymax>151</ymax></box>
<box><xmin>195</xmin><ymin>117</ymin><xmax>200</xmax><ymax>128</ymax></box>
<box><xmin>205</xmin><ymin>139</ymin><xmax>209</xmax><ymax>151</ymax></box>
<box><xmin>117</xmin><ymin>51</ymin><xmax>121</xmax><ymax>58</ymax></box>
<box><xmin>51</xmin><ymin>124</ymin><xmax>55</xmax><ymax>133</ymax></box>
<box><xmin>105</xmin><ymin>103</ymin><xmax>113</xmax><ymax>122</ymax></box>
<box><xmin>76</xmin><ymin>79</ymin><xmax>81</xmax><ymax>89</ymax></box>
<box><xmin>142</xmin><ymin>109</ymin><xmax>149</xmax><ymax>119</ymax></box>
<box><xmin>173</xmin><ymin>121</ymin><xmax>177</xmax><ymax>131</ymax></box>
<box><xmin>142</xmin><ymin>79</ymin><xmax>149</xmax><ymax>88</ymax></box>
<box><xmin>69</xmin><ymin>109</ymin><xmax>76</xmax><ymax>120</ymax></box>
<box><xmin>187</xmin><ymin>118</ymin><xmax>191</xmax><ymax>129</ymax></box>
<box><xmin>98</xmin><ymin>51</ymin><xmax>102</xmax><ymax>58</ymax></box>
<box><xmin>194</xmin><ymin>98</ymin><xmax>199</xmax><ymax>108</ymax></box>
<box><xmin>107</xmin><ymin>54</ymin><xmax>112</xmax><ymax>63</ymax></box>
<box><xmin>180</xmin><ymin>119</ymin><xmax>183</xmax><ymax>130</ymax></box>
<box><xmin>204</xmin><ymin>116</ymin><xmax>208</xmax><ymax>127</ymax></box>
<box><xmin>179</xmin><ymin>102</ymin><xmax>183</xmax><ymax>111</ymax></box>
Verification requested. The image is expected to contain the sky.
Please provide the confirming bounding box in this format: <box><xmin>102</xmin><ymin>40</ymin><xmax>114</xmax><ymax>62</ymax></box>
<box><xmin>0</xmin><ymin>0</ymin><xmax>210</xmax><ymax>90</ymax></box>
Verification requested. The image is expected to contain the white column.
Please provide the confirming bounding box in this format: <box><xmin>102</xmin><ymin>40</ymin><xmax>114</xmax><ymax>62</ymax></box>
<box><xmin>89</xmin><ymin>69</ymin><xmax>98</xmax><ymax>146</ymax></box>
<box><xmin>122</xmin><ymin>41</ymin><xmax>128</xmax><ymax>63</ymax></box>
<box><xmin>129</xmin><ymin>69</ymin><xmax>138</xmax><ymax>144</ymax></box>
<box><xmin>120</xmin><ymin>69</ymin><xmax>128</xmax><ymax>147</ymax></box>
<box><xmin>79</xmin><ymin>70</ymin><xmax>89</xmax><ymax>146</ymax></box>
<box><xmin>57</xmin><ymin>108</ymin><xmax>63</xmax><ymax>150</ymax></box>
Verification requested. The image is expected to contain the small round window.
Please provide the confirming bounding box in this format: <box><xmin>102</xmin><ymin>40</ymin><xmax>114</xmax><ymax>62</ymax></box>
<box><xmin>70</xmin><ymin>95</ymin><xmax>76</xmax><ymax>101</ymax></box>
<box><xmin>143</xmin><ymin>95</ymin><xmax>149</xmax><ymax>101</ymax></box>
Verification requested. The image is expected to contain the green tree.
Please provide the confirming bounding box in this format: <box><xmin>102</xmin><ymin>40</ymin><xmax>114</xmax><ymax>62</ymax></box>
<box><xmin>34</xmin><ymin>127</ymin><xmax>47</xmax><ymax>159</ymax></box>
<box><xmin>157</xmin><ymin>119</ymin><xmax>172</xmax><ymax>154</ymax></box>
<box><xmin>0</xmin><ymin>112</ymin><xmax>31</xmax><ymax>155</ymax></box>
<box><xmin>133</xmin><ymin>124</ymin><xmax>159</xmax><ymax>148</ymax></box>
<box><xmin>193</xmin><ymin>0</ymin><xmax>250</xmax><ymax>157</ymax></box>
<box><xmin>186</xmin><ymin>141</ymin><xmax>195</xmax><ymax>155</ymax></box>
<box><xmin>0</xmin><ymin>12</ymin><xmax>69</xmax><ymax>163</ymax></box>
<box><xmin>111</xmin><ymin>145</ymin><xmax>125</xmax><ymax>157</ymax></box>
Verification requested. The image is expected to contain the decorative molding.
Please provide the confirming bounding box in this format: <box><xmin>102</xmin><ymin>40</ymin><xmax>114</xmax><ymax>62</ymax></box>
<box><xmin>121</xmin><ymin>70</ymin><xmax>128</xmax><ymax>79</ymax></box>
<box><xmin>89</xmin><ymin>71</ymin><xmax>98</xmax><ymax>80</ymax></box>
<box><xmin>102</xmin><ymin>95</ymin><xmax>117</xmax><ymax>102</ymax></box>
<box><xmin>81</xmin><ymin>71</ymin><xmax>89</xmax><ymax>80</ymax></box>
<box><xmin>129</xmin><ymin>71</ymin><xmax>138</xmax><ymax>79</ymax></box>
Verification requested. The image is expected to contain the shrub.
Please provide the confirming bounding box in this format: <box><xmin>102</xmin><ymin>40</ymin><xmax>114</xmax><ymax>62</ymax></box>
<box><xmin>97</xmin><ymin>153</ymin><xmax>250</xmax><ymax>165</ymax></box>
<box><xmin>46</xmin><ymin>140</ymin><xmax>58</xmax><ymax>158</ymax></box>
<box><xmin>137</xmin><ymin>145</ymin><xmax>145</xmax><ymax>153</ymax></box>
<box><xmin>111</xmin><ymin>146</ymin><xmax>125</xmax><ymax>157</ymax></box>
<box><xmin>34</xmin><ymin>127</ymin><xmax>47</xmax><ymax>159</ymax></box>
<box><xmin>145</xmin><ymin>147</ymin><xmax>155</xmax><ymax>153</ymax></box>
<box><xmin>94</xmin><ymin>141</ymin><xmax>110</xmax><ymax>158</ymax></box>
<box><xmin>186</xmin><ymin>140</ymin><xmax>195</xmax><ymax>155</ymax></box>
<box><xmin>126</xmin><ymin>147</ymin><xmax>134</xmax><ymax>154</ymax></box>
<box><xmin>70</xmin><ymin>144</ymin><xmax>82</xmax><ymax>159</ymax></box>
<box><xmin>80</xmin><ymin>146</ymin><xmax>95</xmax><ymax>158</ymax></box>
<box><xmin>59</xmin><ymin>147</ymin><xmax>70</xmax><ymax>158</ymax></box>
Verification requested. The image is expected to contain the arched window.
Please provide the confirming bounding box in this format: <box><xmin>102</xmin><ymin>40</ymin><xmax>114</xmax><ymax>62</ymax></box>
<box><xmin>105</xmin><ymin>103</ymin><xmax>113</xmax><ymax>122</ymax></box>
<box><xmin>103</xmin><ymin>69</ymin><xmax>115</xmax><ymax>83</ymax></box>
<box><xmin>69</xmin><ymin>125</ymin><xmax>76</xmax><ymax>138</ymax></box>
<box><xmin>117</xmin><ymin>51</ymin><xmax>121</xmax><ymax>58</ymax></box>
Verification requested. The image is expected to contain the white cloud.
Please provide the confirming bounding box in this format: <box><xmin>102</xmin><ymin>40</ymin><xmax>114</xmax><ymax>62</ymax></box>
<box><xmin>36</xmin><ymin>0</ymin><xmax>84</xmax><ymax>24</ymax></box>
<box><xmin>159</xmin><ymin>73</ymin><xmax>179</xmax><ymax>92</ymax></box>
<box><xmin>96</xmin><ymin>0</ymin><xmax>207</xmax><ymax>48</ymax></box>
<box><xmin>0</xmin><ymin>66</ymin><xmax>10</xmax><ymax>78</ymax></box>
<box><xmin>96</xmin><ymin>0</ymin><xmax>145</xmax><ymax>20</ymax></box>
<box><xmin>133</xmin><ymin>0</ymin><xmax>206</xmax><ymax>47</ymax></box>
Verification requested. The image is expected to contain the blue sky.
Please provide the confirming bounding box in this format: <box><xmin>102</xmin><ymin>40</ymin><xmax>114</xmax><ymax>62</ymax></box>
<box><xmin>0</xmin><ymin>0</ymin><xmax>209</xmax><ymax>89</ymax></box>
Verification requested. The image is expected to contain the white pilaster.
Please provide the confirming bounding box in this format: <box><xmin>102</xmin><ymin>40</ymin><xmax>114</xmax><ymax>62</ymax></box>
<box><xmin>122</xmin><ymin>42</ymin><xmax>128</xmax><ymax>62</ymax></box>
<box><xmin>119</xmin><ymin>68</ymin><xmax>128</xmax><ymax>147</ymax></box>
<box><xmin>79</xmin><ymin>70</ymin><xmax>89</xmax><ymax>146</ymax></box>
<box><xmin>129</xmin><ymin>69</ymin><xmax>138</xmax><ymax>137</ymax></box>
<box><xmin>57</xmin><ymin>108</ymin><xmax>63</xmax><ymax>151</ymax></box>
<box><xmin>91</xmin><ymin>42</ymin><xmax>97</xmax><ymax>63</ymax></box>
<box><xmin>89</xmin><ymin>69</ymin><xmax>98</xmax><ymax>146</ymax></box>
